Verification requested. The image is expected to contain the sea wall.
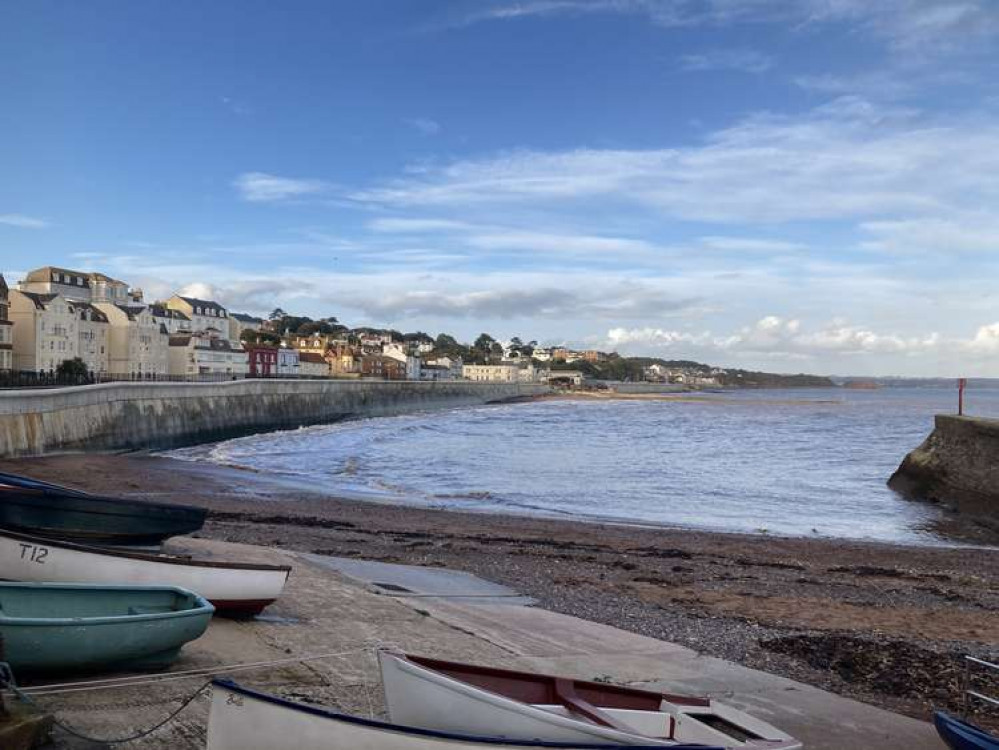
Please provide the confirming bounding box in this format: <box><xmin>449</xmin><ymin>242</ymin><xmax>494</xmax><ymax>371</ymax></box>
<box><xmin>0</xmin><ymin>379</ymin><xmax>548</xmax><ymax>457</ymax></box>
<box><xmin>889</xmin><ymin>414</ymin><xmax>999</xmax><ymax>526</ymax></box>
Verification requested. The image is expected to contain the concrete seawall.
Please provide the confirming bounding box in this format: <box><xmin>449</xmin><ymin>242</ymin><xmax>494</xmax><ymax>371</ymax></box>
<box><xmin>889</xmin><ymin>414</ymin><xmax>999</xmax><ymax>528</ymax></box>
<box><xmin>0</xmin><ymin>379</ymin><xmax>548</xmax><ymax>457</ymax></box>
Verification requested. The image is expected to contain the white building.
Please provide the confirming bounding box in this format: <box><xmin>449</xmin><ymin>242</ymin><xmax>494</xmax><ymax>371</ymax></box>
<box><xmin>168</xmin><ymin>330</ymin><xmax>248</xmax><ymax>378</ymax></box>
<box><xmin>94</xmin><ymin>303</ymin><xmax>169</xmax><ymax>376</ymax></box>
<box><xmin>18</xmin><ymin>267</ymin><xmax>133</xmax><ymax>305</ymax></box>
<box><xmin>298</xmin><ymin>352</ymin><xmax>329</xmax><ymax>377</ymax></box>
<box><xmin>277</xmin><ymin>347</ymin><xmax>300</xmax><ymax>377</ymax></box>
<box><xmin>149</xmin><ymin>304</ymin><xmax>191</xmax><ymax>334</ymax></box>
<box><xmin>166</xmin><ymin>295</ymin><xmax>230</xmax><ymax>336</ymax></box>
<box><xmin>462</xmin><ymin>364</ymin><xmax>520</xmax><ymax>382</ymax></box>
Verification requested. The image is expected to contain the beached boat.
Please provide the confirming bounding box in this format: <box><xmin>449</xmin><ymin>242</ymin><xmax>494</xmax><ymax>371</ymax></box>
<box><xmin>207</xmin><ymin>679</ymin><xmax>725</xmax><ymax>750</ymax></box>
<box><xmin>0</xmin><ymin>471</ymin><xmax>207</xmax><ymax>545</ymax></box>
<box><xmin>0</xmin><ymin>582</ymin><xmax>213</xmax><ymax>672</ymax></box>
<box><xmin>380</xmin><ymin>652</ymin><xmax>800</xmax><ymax>749</ymax></box>
<box><xmin>0</xmin><ymin>528</ymin><xmax>291</xmax><ymax>615</ymax></box>
<box><xmin>935</xmin><ymin>712</ymin><xmax>999</xmax><ymax>750</ymax></box>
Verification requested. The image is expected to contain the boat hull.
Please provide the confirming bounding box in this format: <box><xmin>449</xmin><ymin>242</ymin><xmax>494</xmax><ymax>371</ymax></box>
<box><xmin>207</xmin><ymin>680</ymin><xmax>721</xmax><ymax>750</ymax></box>
<box><xmin>0</xmin><ymin>473</ymin><xmax>206</xmax><ymax>545</ymax></box>
<box><xmin>935</xmin><ymin>711</ymin><xmax>999</xmax><ymax>750</ymax></box>
<box><xmin>0</xmin><ymin>582</ymin><xmax>213</xmax><ymax>673</ymax></box>
<box><xmin>380</xmin><ymin>653</ymin><xmax>799</xmax><ymax>749</ymax></box>
<box><xmin>0</xmin><ymin>529</ymin><xmax>290</xmax><ymax>616</ymax></box>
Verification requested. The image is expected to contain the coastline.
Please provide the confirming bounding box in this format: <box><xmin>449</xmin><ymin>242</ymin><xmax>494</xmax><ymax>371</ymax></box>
<box><xmin>2</xmin><ymin>450</ymin><xmax>997</xmax><ymax>726</ymax></box>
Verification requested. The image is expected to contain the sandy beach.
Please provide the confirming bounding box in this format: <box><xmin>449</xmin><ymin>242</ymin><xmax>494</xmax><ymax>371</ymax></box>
<box><xmin>2</xmin><ymin>450</ymin><xmax>997</xmax><ymax>728</ymax></box>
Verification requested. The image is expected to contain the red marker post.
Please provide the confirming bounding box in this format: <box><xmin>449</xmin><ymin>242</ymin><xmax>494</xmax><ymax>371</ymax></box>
<box><xmin>958</xmin><ymin>378</ymin><xmax>967</xmax><ymax>416</ymax></box>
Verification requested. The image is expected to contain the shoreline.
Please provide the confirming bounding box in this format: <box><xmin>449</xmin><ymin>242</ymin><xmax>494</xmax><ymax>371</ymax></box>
<box><xmin>2</xmin><ymin>451</ymin><xmax>997</xmax><ymax>727</ymax></box>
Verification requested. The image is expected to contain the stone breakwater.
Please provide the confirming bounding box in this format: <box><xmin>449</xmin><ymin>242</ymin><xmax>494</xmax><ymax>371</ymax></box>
<box><xmin>889</xmin><ymin>414</ymin><xmax>999</xmax><ymax>528</ymax></box>
<box><xmin>0</xmin><ymin>379</ymin><xmax>548</xmax><ymax>457</ymax></box>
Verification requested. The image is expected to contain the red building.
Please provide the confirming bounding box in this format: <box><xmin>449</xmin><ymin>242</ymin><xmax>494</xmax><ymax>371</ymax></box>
<box><xmin>246</xmin><ymin>346</ymin><xmax>278</xmax><ymax>377</ymax></box>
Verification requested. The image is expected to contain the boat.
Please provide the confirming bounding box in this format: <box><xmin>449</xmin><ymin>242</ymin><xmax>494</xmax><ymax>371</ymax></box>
<box><xmin>0</xmin><ymin>528</ymin><xmax>291</xmax><ymax>615</ymax></box>
<box><xmin>0</xmin><ymin>471</ymin><xmax>207</xmax><ymax>545</ymax></box>
<box><xmin>0</xmin><ymin>582</ymin><xmax>213</xmax><ymax>673</ymax></box>
<box><xmin>379</xmin><ymin>652</ymin><xmax>800</xmax><ymax>749</ymax></box>
<box><xmin>207</xmin><ymin>679</ymin><xmax>725</xmax><ymax>750</ymax></box>
<box><xmin>935</xmin><ymin>712</ymin><xmax>999</xmax><ymax>750</ymax></box>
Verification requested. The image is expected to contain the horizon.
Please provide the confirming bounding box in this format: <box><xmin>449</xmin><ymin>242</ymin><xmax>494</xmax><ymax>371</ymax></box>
<box><xmin>4</xmin><ymin>1</ymin><xmax>999</xmax><ymax>378</ymax></box>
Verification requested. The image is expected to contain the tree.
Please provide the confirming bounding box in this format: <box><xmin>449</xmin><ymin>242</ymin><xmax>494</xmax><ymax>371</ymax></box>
<box><xmin>268</xmin><ymin>308</ymin><xmax>287</xmax><ymax>321</ymax></box>
<box><xmin>56</xmin><ymin>357</ymin><xmax>89</xmax><ymax>381</ymax></box>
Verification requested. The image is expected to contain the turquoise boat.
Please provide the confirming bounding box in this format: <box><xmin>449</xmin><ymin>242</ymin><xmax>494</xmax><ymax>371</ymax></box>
<box><xmin>0</xmin><ymin>582</ymin><xmax>214</xmax><ymax>673</ymax></box>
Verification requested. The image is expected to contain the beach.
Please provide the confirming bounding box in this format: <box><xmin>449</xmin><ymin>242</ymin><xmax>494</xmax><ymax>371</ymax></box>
<box><xmin>3</xmin><ymin>451</ymin><xmax>997</xmax><ymax>727</ymax></box>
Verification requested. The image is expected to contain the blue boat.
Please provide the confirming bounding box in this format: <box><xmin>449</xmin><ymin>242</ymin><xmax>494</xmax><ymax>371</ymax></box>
<box><xmin>0</xmin><ymin>471</ymin><xmax>207</xmax><ymax>545</ymax></box>
<box><xmin>935</xmin><ymin>711</ymin><xmax>999</xmax><ymax>750</ymax></box>
<box><xmin>0</xmin><ymin>582</ymin><xmax>214</xmax><ymax>673</ymax></box>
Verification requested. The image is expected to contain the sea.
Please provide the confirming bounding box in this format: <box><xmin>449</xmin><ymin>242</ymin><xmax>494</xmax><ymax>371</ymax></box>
<box><xmin>168</xmin><ymin>387</ymin><xmax>999</xmax><ymax>547</ymax></box>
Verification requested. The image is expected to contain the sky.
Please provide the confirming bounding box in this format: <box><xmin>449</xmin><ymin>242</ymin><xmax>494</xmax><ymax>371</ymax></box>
<box><xmin>3</xmin><ymin>0</ymin><xmax>999</xmax><ymax>376</ymax></box>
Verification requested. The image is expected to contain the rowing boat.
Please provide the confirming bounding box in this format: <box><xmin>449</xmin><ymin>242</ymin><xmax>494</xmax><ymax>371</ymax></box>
<box><xmin>0</xmin><ymin>582</ymin><xmax>212</xmax><ymax>673</ymax></box>
<box><xmin>207</xmin><ymin>679</ymin><xmax>725</xmax><ymax>750</ymax></box>
<box><xmin>935</xmin><ymin>712</ymin><xmax>999</xmax><ymax>750</ymax></box>
<box><xmin>379</xmin><ymin>652</ymin><xmax>799</xmax><ymax>749</ymax></box>
<box><xmin>0</xmin><ymin>528</ymin><xmax>290</xmax><ymax>615</ymax></box>
<box><xmin>0</xmin><ymin>471</ymin><xmax>206</xmax><ymax>545</ymax></box>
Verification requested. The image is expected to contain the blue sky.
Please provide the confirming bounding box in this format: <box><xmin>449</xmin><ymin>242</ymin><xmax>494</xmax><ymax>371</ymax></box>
<box><xmin>3</xmin><ymin>0</ymin><xmax>999</xmax><ymax>376</ymax></box>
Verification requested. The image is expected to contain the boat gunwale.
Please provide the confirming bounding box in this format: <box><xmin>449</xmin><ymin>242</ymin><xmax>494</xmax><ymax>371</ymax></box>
<box><xmin>0</xmin><ymin>529</ymin><xmax>293</xmax><ymax>574</ymax></box>
<box><xmin>211</xmin><ymin>679</ymin><xmax>725</xmax><ymax>750</ymax></box>
<box><xmin>397</xmin><ymin>652</ymin><xmax>713</xmax><ymax>709</ymax></box>
<box><xmin>0</xmin><ymin>582</ymin><xmax>214</xmax><ymax>626</ymax></box>
<box><xmin>0</xmin><ymin>483</ymin><xmax>208</xmax><ymax>518</ymax></box>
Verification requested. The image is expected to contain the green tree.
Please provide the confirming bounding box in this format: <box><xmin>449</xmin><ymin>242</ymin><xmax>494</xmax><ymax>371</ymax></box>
<box><xmin>268</xmin><ymin>308</ymin><xmax>287</xmax><ymax>321</ymax></box>
<box><xmin>56</xmin><ymin>357</ymin><xmax>89</xmax><ymax>381</ymax></box>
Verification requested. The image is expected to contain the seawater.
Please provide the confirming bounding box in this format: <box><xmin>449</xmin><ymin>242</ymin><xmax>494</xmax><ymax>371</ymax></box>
<box><xmin>168</xmin><ymin>387</ymin><xmax>999</xmax><ymax>546</ymax></box>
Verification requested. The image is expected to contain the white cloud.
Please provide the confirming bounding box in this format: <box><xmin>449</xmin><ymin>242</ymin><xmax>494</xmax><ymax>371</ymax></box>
<box><xmin>405</xmin><ymin>117</ymin><xmax>442</xmax><ymax>135</ymax></box>
<box><xmin>368</xmin><ymin>218</ymin><xmax>472</xmax><ymax>233</ymax></box>
<box><xmin>699</xmin><ymin>236</ymin><xmax>804</xmax><ymax>253</ymax></box>
<box><xmin>679</xmin><ymin>49</ymin><xmax>773</xmax><ymax>74</ymax></box>
<box><xmin>348</xmin><ymin>96</ymin><xmax>999</xmax><ymax>226</ymax></box>
<box><xmin>233</xmin><ymin>172</ymin><xmax>329</xmax><ymax>203</ymax></box>
<box><xmin>0</xmin><ymin>214</ymin><xmax>49</xmax><ymax>229</ymax></box>
<box><xmin>859</xmin><ymin>217</ymin><xmax>999</xmax><ymax>254</ymax></box>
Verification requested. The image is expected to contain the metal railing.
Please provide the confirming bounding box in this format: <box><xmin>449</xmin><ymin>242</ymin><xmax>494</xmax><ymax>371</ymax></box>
<box><xmin>964</xmin><ymin>655</ymin><xmax>999</xmax><ymax>718</ymax></box>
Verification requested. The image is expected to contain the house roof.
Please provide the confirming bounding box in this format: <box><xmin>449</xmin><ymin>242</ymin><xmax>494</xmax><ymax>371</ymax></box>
<box><xmin>176</xmin><ymin>296</ymin><xmax>228</xmax><ymax>316</ymax></box>
<box><xmin>23</xmin><ymin>266</ymin><xmax>126</xmax><ymax>287</ymax></box>
<box><xmin>148</xmin><ymin>304</ymin><xmax>190</xmax><ymax>321</ymax></box>
<box><xmin>299</xmin><ymin>352</ymin><xmax>326</xmax><ymax>364</ymax></box>
<box><xmin>15</xmin><ymin>291</ymin><xmax>59</xmax><ymax>309</ymax></box>
<box><xmin>70</xmin><ymin>302</ymin><xmax>109</xmax><ymax>323</ymax></box>
<box><xmin>0</xmin><ymin>274</ymin><xmax>7</xmax><ymax>293</ymax></box>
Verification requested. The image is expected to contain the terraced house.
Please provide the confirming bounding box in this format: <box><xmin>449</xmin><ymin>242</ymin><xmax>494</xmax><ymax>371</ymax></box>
<box><xmin>0</xmin><ymin>274</ymin><xmax>12</xmax><ymax>372</ymax></box>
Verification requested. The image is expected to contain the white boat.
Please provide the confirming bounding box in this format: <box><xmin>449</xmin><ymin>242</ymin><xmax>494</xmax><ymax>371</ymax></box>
<box><xmin>207</xmin><ymin>679</ymin><xmax>725</xmax><ymax>750</ymax></box>
<box><xmin>379</xmin><ymin>652</ymin><xmax>800</xmax><ymax>749</ymax></box>
<box><xmin>0</xmin><ymin>529</ymin><xmax>290</xmax><ymax>615</ymax></box>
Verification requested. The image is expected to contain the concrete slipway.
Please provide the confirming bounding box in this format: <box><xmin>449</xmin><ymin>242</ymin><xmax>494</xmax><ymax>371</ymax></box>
<box><xmin>26</xmin><ymin>538</ymin><xmax>938</xmax><ymax>750</ymax></box>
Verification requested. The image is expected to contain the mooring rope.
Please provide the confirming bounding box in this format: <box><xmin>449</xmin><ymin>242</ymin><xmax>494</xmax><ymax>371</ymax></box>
<box><xmin>0</xmin><ymin>643</ymin><xmax>389</xmax><ymax>744</ymax></box>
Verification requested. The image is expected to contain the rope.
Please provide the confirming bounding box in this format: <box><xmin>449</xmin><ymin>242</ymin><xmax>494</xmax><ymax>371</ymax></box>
<box><xmin>7</xmin><ymin>646</ymin><xmax>375</xmax><ymax>698</ymax></box>
<box><xmin>2</xmin><ymin>667</ymin><xmax>211</xmax><ymax>745</ymax></box>
<box><xmin>0</xmin><ymin>644</ymin><xmax>391</xmax><ymax>744</ymax></box>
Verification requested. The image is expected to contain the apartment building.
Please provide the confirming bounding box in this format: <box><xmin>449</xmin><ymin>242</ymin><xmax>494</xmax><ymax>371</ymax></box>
<box><xmin>168</xmin><ymin>330</ymin><xmax>248</xmax><ymax>377</ymax></box>
<box><xmin>95</xmin><ymin>303</ymin><xmax>169</xmax><ymax>376</ymax></box>
<box><xmin>461</xmin><ymin>364</ymin><xmax>520</xmax><ymax>382</ymax></box>
<box><xmin>165</xmin><ymin>295</ymin><xmax>230</xmax><ymax>335</ymax></box>
<box><xmin>0</xmin><ymin>275</ymin><xmax>12</xmax><ymax>371</ymax></box>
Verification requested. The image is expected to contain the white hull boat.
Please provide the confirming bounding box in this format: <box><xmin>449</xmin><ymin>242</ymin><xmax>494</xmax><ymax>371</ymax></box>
<box><xmin>0</xmin><ymin>529</ymin><xmax>290</xmax><ymax>615</ymax></box>
<box><xmin>379</xmin><ymin>652</ymin><xmax>800</xmax><ymax>749</ymax></box>
<box><xmin>207</xmin><ymin>679</ymin><xmax>724</xmax><ymax>750</ymax></box>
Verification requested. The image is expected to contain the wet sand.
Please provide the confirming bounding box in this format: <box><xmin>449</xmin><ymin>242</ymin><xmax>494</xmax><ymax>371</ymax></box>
<box><xmin>2</xmin><ymin>452</ymin><xmax>997</xmax><ymax>725</ymax></box>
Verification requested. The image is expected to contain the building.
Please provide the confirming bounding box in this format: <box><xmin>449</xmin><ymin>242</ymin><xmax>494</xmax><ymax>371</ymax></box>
<box><xmin>287</xmin><ymin>333</ymin><xmax>346</xmax><ymax>355</ymax></box>
<box><xmin>168</xmin><ymin>330</ymin><xmax>248</xmax><ymax>378</ymax></box>
<box><xmin>583</xmin><ymin>350</ymin><xmax>605</xmax><ymax>363</ymax></box>
<box><xmin>0</xmin><ymin>275</ymin><xmax>12</xmax><ymax>372</ymax></box>
<box><xmin>277</xmin><ymin>347</ymin><xmax>300</xmax><ymax>377</ymax></box>
<box><xmin>546</xmin><ymin>370</ymin><xmax>584</xmax><ymax>387</ymax></box>
<box><xmin>298</xmin><ymin>352</ymin><xmax>329</xmax><ymax>378</ymax></box>
<box><xmin>149</xmin><ymin>304</ymin><xmax>191</xmax><ymax>335</ymax></box>
<box><xmin>165</xmin><ymin>295</ymin><xmax>230</xmax><ymax>335</ymax></box>
<box><xmin>17</xmin><ymin>267</ymin><xmax>132</xmax><ymax>305</ymax></box>
<box><xmin>8</xmin><ymin>291</ymin><xmax>113</xmax><ymax>375</ymax></box>
<box><xmin>326</xmin><ymin>345</ymin><xmax>360</xmax><ymax>376</ymax></box>
<box><xmin>94</xmin><ymin>303</ymin><xmax>169</xmax><ymax>376</ymax></box>
<box><xmin>246</xmin><ymin>346</ymin><xmax>279</xmax><ymax>377</ymax></box>
<box><xmin>462</xmin><ymin>364</ymin><xmax>520</xmax><ymax>382</ymax></box>
<box><xmin>382</xmin><ymin>343</ymin><xmax>420</xmax><ymax>380</ymax></box>
<box><xmin>360</xmin><ymin>354</ymin><xmax>406</xmax><ymax>380</ymax></box>
<box><xmin>229</xmin><ymin>312</ymin><xmax>265</xmax><ymax>342</ymax></box>
<box><xmin>531</xmin><ymin>348</ymin><xmax>552</xmax><ymax>362</ymax></box>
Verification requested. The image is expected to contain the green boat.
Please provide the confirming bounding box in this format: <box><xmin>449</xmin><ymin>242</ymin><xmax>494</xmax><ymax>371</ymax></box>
<box><xmin>0</xmin><ymin>582</ymin><xmax>214</xmax><ymax>673</ymax></box>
